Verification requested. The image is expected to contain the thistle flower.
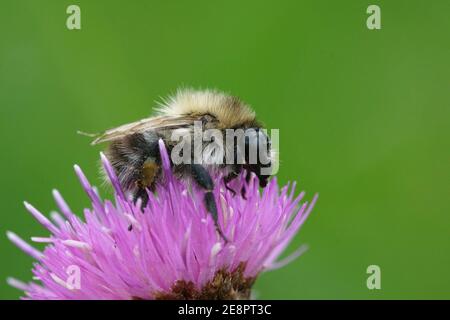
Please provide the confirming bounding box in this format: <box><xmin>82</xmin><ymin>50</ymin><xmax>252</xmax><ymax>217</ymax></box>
<box><xmin>7</xmin><ymin>140</ymin><xmax>317</xmax><ymax>300</ymax></box>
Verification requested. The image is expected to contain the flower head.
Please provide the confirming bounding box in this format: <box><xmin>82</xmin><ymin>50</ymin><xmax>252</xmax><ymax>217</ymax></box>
<box><xmin>7</xmin><ymin>140</ymin><xmax>317</xmax><ymax>299</ymax></box>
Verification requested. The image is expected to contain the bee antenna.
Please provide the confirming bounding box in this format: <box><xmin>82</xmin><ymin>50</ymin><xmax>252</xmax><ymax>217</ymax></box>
<box><xmin>76</xmin><ymin>130</ymin><xmax>98</xmax><ymax>138</ymax></box>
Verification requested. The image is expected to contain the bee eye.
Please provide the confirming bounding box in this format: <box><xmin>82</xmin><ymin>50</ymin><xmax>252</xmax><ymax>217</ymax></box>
<box><xmin>242</xmin><ymin>128</ymin><xmax>271</xmax><ymax>165</ymax></box>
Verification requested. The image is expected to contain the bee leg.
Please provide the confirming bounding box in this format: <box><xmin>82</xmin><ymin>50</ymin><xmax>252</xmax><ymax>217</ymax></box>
<box><xmin>224</xmin><ymin>180</ymin><xmax>237</xmax><ymax>196</ymax></box>
<box><xmin>223</xmin><ymin>165</ymin><xmax>241</xmax><ymax>197</ymax></box>
<box><xmin>133</xmin><ymin>188</ymin><xmax>149</xmax><ymax>208</ymax></box>
<box><xmin>190</xmin><ymin>164</ymin><xmax>229</xmax><ymax>242</ymax></box>
<box><xmin>240</xmin><ymin>171</ymin><xmax>253</xmax><ymax>200</ymax></box>
<box><xmin>134</xmin><ymin>157</ymin><xmax>160</xmax><ymax>210</ymax></box>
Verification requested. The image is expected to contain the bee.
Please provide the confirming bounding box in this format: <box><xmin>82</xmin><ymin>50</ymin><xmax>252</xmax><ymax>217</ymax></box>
<box><xmin>91</xmin><ymin>89</ymin><xmax>273</xmax><ymax>240</ymax></box>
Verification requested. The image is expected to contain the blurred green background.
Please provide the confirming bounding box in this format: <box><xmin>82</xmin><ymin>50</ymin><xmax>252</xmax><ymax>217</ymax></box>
<box><xmin>1</xmin><ymin>0</ymin><xmax>449</xmax><ymax>299</ymax></box>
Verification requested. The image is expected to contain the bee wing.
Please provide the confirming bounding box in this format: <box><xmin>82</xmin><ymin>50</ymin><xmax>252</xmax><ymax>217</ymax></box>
<box><xmin>91</xmin><ymin>115</ymin><xmax>196</xmax><ymax>145</ymax></box>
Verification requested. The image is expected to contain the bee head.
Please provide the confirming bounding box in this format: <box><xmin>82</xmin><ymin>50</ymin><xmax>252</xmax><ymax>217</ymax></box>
<box><xmin>243</xmin><ymin>128</ymin><xmax>272</xmax><ymax>187</ymax></box>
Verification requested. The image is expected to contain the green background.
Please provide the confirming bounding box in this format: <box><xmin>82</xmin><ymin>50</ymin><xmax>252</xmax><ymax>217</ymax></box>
<box><xmin>0</xmin><ymin>0</ymin><xmax>449</xmax><ymax>299</ymax></box>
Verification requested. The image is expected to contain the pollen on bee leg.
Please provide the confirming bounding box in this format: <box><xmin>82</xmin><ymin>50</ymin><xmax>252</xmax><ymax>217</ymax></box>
<box><xmin>140</xmin><ymin>160</ymin><xmax>159</xmax><ymax>188</ymax></box>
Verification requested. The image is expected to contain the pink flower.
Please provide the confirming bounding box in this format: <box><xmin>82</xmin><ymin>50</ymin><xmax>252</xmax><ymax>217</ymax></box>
<box><xmin>7</xmin><ymin>140</ymin><xmax>317</xmax><ymax>300</ymax></box>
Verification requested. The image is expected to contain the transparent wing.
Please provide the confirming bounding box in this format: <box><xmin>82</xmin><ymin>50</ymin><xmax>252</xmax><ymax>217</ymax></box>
<box><xmin>91</xmin><ymin>115</ymin><xmax>196</xmax><ymax>145</ymax></box>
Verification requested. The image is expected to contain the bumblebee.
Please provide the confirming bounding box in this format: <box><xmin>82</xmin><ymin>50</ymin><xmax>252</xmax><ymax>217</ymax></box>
<box><xmin>92</xmin><ymin>89</ymin><xmax>273</xmax><ymax>240</ymax></box>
